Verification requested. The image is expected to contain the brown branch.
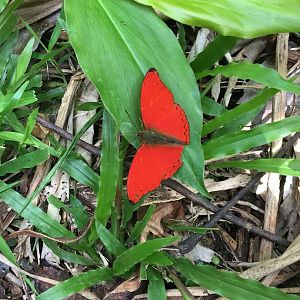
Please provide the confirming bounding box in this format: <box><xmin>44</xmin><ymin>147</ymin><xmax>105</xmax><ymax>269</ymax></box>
<box><xmin>176</xmin><ymin>132</ymin><xmax>300</xmax><ymax>253</ymax></box>
<box><xmin>5</xmin><ymin>217</ymin><xmax>93</xmax><ymax>244</ymax></box>
<box><xmin>36</xmin><ymin>116</ymin><xmax>100</xmax><ymax>156</ymax></box>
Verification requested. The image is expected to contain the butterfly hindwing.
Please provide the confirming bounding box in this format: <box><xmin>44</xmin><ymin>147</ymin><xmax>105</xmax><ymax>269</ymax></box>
<box><xmin>141</xmin><ymin>69</ymin><xmax>190</xmax><ymax>144</ymax></box>
<box><xmin>127</xmin><ymin>144</ymin><xmax>184</xmax><ymax>203</ymax></box>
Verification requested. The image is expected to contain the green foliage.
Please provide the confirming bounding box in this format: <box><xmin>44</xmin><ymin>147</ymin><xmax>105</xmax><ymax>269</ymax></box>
<box><xmin>0</xmin><ymin>0</ymin><xmax>299</xmax><ymax>299</ymax></box>
<box><xmin>133</xmin><ymin>0</ymin><xmax>300</xmax><ymax>38</ymax></box>
<box><xmin>147</xmin><ymin>267</ymin><xmax>167</xmax><ymax>300</ymax></box>
<box><xmin>96</xmin><ymin>109</ymin><xmax>120</xmax><ymax>225</ymax></box>
<box><xmin>173</xmin><ymin>258</ymin><xmax>296</xmax><ymax>300</ymax></box>
<box><xmin>210</xmin><ymin>159</ymin><xmax>300</xmax><ymax>177</ymax></box>
<box><xmin>36</xmin><ymin>268</ymin><xmax>113</xmax><ymax>300</ymax></box>
<box><xmin>113</xmin><ymin>236</ymin><xmax>179</xmax><ymax>275</ymax></box>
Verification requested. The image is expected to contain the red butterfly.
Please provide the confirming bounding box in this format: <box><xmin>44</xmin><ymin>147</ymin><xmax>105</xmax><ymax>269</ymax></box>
<box><xmin>127</xmin><ymin>69</ymin><xmax>190</xmax><ymax>203</ymax></box>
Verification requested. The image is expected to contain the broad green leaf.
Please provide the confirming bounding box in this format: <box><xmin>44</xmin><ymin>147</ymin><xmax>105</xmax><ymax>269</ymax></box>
<box><xmin>0</xmin><ymin>149</ymin><xmax>49</xmax><ymax>176</ymax></box>
<box><xmin>147</xmin><ymin>267</ymin><xmax>167</xmax><ymax>300</ymax></box>
<box><xmin>0</xmin><ymin>90</ymin><xmax>37</xmax><ymax>112</ymax></box>
<box><xmin>65</xmin><ymin>0</ymin><xmax>208</xmax><ymax>197</ymax></box>
<box><xmin>197</xmin><ymin>62</ymin><xmax>300</xmax><ymax>95</ymax></box>
<box><xmin>133</xmin><ymin>0</ymin><xmax>300</xmax><ymax>38</ymax></box>
<box><xmin>173</xmin><ymin>258</ymin><xmax>295</xmax><ymax>300</ymax></box>
<box><xmin>0</xmin><ymin>181</ymin><xmax>74</xmax><ymax>238</ymax></box>
<box><xmin>201</xmin><ymin>95</ymin><xmax>227</xmax><ymax>117</ymax></box>
<box><xmin>203</xmin><ymin>115</ymin><xmax>300</xmax><ymax>160</ymax></box>
<box><xmin>95</xmin><ymin>221</ymin><xmax>126</xmax><ymax>256</ymax></box>
<box><xmin>127</xmin><ymin>204</ymin><xmax>156</xmax><ymax>244</ymax></box>
<box><xmin>12</xmin><ymin>37</ymin><xmax>34</xmax><ymax>84</ymax></box>
<box><xmin>202</xmin><ymin>88</ymin><xmax>278</xmax><ymax>136</ymax></box>
<box><xmin>143</xmin><ymin>251</ymin><xmax>173</xmax><ymax>266</ymax></box>
<box><xmin>210</xmin><ymin>159</ymin><xmax>300</xmax><ymax>177</ymax></box>
<box><xmin>95</xmin><ymin>109</ymin><xmax>119</xmax><ymax>225</ymax></box>
<box><xmin>113</xmin><ymin>236</ymin><xmax>178</xmax><ymax>275</ymax></box>
<box><xmin>36</xmin><ymin>268</ymin><xmax>113</xmax><ymax>300</ymax></box>
<box><xmin>191</xmin><ymin>36</ymin><xmax>239</xmax><ymax>73</ymax></box>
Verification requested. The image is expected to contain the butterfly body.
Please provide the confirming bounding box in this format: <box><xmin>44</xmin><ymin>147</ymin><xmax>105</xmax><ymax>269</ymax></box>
<box><xmin>137</xmin><ymin>129</ymin><xmax>186</xmax><ymax>146</ymax></box>
<box><xmin>127</xmin><ymin>69</ymin><xmax>190</xmax><ymax>203</ymax></box>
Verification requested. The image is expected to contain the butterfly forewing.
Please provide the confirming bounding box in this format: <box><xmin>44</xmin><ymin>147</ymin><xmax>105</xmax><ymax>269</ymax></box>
<box><xmin>140</xmin><ymin>69</ymin><xmax>190</xmax><ymax>144</ymax></box>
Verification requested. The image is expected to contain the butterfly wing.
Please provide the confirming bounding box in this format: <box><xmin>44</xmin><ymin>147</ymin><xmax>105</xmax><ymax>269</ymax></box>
<box><xmin>127</xmin><ymin>144</ymin><xmax>184</xmax><ymax>203</ymax></box>
<box><xmin>141</xmin><ymin>69</ymin><xmax>190</xmax><ymax>144</ymax></box>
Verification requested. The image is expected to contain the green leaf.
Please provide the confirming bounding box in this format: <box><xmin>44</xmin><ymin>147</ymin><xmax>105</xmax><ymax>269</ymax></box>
<box><xmin>127</xmin><ymin>204</ymin><xmax>156</xmax><ymax>244</ymax></box>
<box><xmin>173</xmin><ymin>258</ymin><xmax>296</xmax><ymax>300</ymax></box>
<box><xmin>147</xmin><ymin>267</ymin><xmax>167</xmax><ymax>300</ymax></box>
<box><xmin>201</xmin><ymin>95</ymin><xmax>227</xmax><ymax>117</ymax></box>
<box><xmin>0</xmin><ymin>149</ymin><xmax>49</xmax><ymax>176</ymax></box>
<box><xmin>203</xmin><ymin>115</ymin><xmax>300</xmax><ymax>160</ymax></box>
<box><xmin>48</xmin><ymin>195</ymin><xmax>89</xmax><ymax>230</ymax></box>
<box><xmin>20</xmin><ymin>107</ymin><xmax>38</xmax><ymax>147</ymax></box>
<box><xmin>113</xmin><ymin>236</ymin><xmax>178</xmax><ymax>275</ymax></box>
<box><xmin>0</xmin><ymin>91</ymin><xmax>38</xmax><ymax>112</ymax></box>
<box><xmin>191</xmin><ymin>36</ymin><xmax>239</xmax><ymax>73</ymax></box>
<box><xmin>9</xmin><ymin>44</ymin><xmax>68</xmax><ymax>93</ymax></box>
<box><xmin>76</xmin><ymin>102</ymin><xmax>102</xmax><ymax>111</ymax></box>
<box><xmin>43</xmin><ymin>240</ymin><xmax>95</xmax><ymax>266</ymax></box>
<box><xmin>0</xmin><ymin>0</ymin><xmax>9</xmax><ymax>13</ymax></box>
<box><xmin>197</xmin><ymin>62</ymin><xmax>300</xmax><ymax>95</ymax></box>
<box><xmin>95</xmin><ymin>221</ymin><xmax>126</xmax><ymax>256</ymax></box>
<box><xmin>0</xmin><ymin>0</ymin><xmax>21</xmax><ymax>42</ymax></box>
<box><xmin>210</xmin><ymin>158</ymin><xmax>300</xmax><ymax>177</ymax></box>
<box><xmin>202</xmin><ymin>88</ymin><xmax>278</xmax><ymax>136</ymax></box>
<box><xmin>12</xmin><ymin>37</ymin><xmax>34</xmax><ymax>84</ymax></box>
<box><xmin>143</xmin><ymin>251</ymin><xmax>173</xmax><ymax>266</ymax></box>
<box><xmin>0</xmin><ymin>131</ymin><xmax>57</xmax><ymax>156</ymax></box>
<box><xmin>36</xmin><ymin>268</ymin><xmax>113</xmax><ymax>300</ymax></box>
<box><xmin>95</xmin><ymin>109</ymin><xmax>119</xmax><ymax>225</ymax></box>
<box><xmin>0</xmin><ymin>181</ymin><xmax>74</xmax><ymax>238</ymax></box>
<box><xmin>62</xmin><ymin>157</ymin><xmax>99</xmax><ymax>192</ymax></box>
<box><xmin>0</xmin><ymin>235</ymin><xmax>17</xmax><ymax>264</ymax></box>
<box><xmin>0</xmin><ymin>81</ymin><xmax>28</xmax><ymax>121</ymax></box>
<box><xmin>0</xmin><ymin>32</ymin><xmax>18</xmax><ymax>79</ymax></box>
<box><xmin>65</xmin><ymin>0</ymin><xmax>207</xmax><ymax>197</ymax></box>
<box><xmin>133</xmin><ymin>0</ymin><xmax>300</xmax><ymax>38</ymax></box>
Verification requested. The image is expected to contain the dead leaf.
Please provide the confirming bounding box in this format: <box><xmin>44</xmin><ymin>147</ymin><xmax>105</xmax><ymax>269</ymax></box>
<box><xmin>140</xmin><ymin>203</ymin><xmax>174</xmax><ymax>242</ymax></box>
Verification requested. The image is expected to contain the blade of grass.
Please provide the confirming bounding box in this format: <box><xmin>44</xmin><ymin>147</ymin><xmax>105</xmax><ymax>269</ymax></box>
<box><xmin>36</xmin><ymin>268</ymin><xmax>113</xmax><ymax>300</ymax></box>
<box><xmin>95</xmin><ymin>109</ymin><xmax>119</xmax><ymax>226</ymax></box>
<box><xmin>203</xmin><ymin>115</ymin><xmax>300</xmax><ymax>160</ymax></box>
<box><xmin>209</xmin><ymin>158</ymin><xmax>300</xmax><ymax>177</ymax></box>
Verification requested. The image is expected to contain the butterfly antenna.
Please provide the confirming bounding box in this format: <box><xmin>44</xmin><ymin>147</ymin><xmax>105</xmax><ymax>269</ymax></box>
<box><xmin>125</xmin><ymin>109</ymin><xmax>140</xmax><ymax>132</ymax></box>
